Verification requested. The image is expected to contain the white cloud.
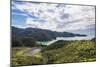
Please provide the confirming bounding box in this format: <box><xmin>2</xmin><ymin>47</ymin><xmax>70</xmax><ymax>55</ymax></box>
<box><xmin>12</xmin><ymin>1</ymin><xmax>95</xmax><ymax>32</ymax></box>
<box><xmin>26</xmin><ymin>18</ymin><xmax>58</xmax><ymax>31</ymax></box>
<box><xmin>12</xmin><ymin>12</ymin><xmax>27</xmax><ymax>17</ymax></box>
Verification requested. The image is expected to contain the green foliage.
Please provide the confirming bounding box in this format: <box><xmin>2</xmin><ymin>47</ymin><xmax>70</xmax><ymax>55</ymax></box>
<box><xmin>12</xmin><ymin>26</ymin><xmax>86</xmax><ymax>41</ymax></box>
<box><xmin>12</xmin><ymin>39</ymin><xmax>96</xmax><ymax>66</ymax></box>
<box><xmin>43</xmin><ymin>40</ymin><xmax>66</xmax><ymax>50</ymax></box>
<box><xmin>12</xmin><ymin>49</ymin><xmax>43</xmax><ymax>66</ymax></box>
<box><xmin>42</xmin><ymin>40</ymin><xmax>96</xmax><ymax>64</ymax></box>
<box><xmin>13</xmin><ymin>56</ymin><xmax>40</xmax><ymax>65</ymax></box>
<box><xmin>12</xmin><ymin>36</ymin><xmax>46</xmax><ymax>47</ymax></box>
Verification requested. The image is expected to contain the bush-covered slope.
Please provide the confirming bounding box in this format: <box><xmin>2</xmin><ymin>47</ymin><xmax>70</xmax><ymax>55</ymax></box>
<box><xmin>42</xmin><ymin>39</ymin><xmax>96</xmax><ymax>64</ymax></box>
<box><xmin>12</xmin><ymin>39</ymin><xmax>96</xmax><ymax>66</ymax></box>
<box><xmin>12</xmin><ymin>26</ymin><xmax>86</xmax><ymax>41</ymax></box>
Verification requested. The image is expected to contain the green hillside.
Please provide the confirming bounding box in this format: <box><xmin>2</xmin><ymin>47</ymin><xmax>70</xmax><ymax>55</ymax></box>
<box><xmin>12</xmin><ymin>39</ymin><xmax>96</xmax><ymax>66</ymax></box>
<box><xmin>42</xmin><ymin>39</ymin><xmax>96</xmax><ymax>64</ymax></box>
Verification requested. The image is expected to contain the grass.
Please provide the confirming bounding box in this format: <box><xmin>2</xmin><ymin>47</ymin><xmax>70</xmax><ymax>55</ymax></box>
<box><xmin>12</xmin><ymin>47</ymin><xmax>31</xmax><ymax>56</ymax></box>
<box><xmin>42</xmin><ymin>40</ymin><xmax>96</xmax><ymax>64</ymax></box>
<box><xmin>11</xmin><ymin>39</ymin><xmax>96</xmax><ymax>66</ymax></box>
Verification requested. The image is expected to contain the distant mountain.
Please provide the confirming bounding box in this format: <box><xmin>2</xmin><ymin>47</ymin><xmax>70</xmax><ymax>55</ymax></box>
<box><xmin>12</xmin><ymin>26</ymin><xmax>86</xmax><ymax>41</ymax></box>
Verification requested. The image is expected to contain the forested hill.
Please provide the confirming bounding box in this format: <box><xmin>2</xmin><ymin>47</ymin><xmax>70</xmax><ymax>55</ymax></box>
<box><xmin>12</xmin><ymin>26</ymin><xmax>86</xmax><ymax>41</ymax></box>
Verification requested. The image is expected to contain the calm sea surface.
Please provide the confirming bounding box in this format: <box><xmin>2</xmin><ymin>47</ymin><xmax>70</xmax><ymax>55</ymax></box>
<box><xmin>36</xmin><ymin>36</ymin><xmax>94</xmax><ymax>45</ymax></box>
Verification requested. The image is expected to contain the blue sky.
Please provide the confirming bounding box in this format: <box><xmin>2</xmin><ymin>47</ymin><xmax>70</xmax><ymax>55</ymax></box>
<box><xmin>12</xmin><ymin>1</ymin><xmax>96</xmax><ymax>38</ymax></box>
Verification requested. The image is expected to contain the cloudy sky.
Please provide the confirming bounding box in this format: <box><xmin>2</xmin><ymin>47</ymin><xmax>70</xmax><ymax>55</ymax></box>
<box><xmin>12</xmin><ymin>1</ymin><xmax>96</xmax><ymax>37</ymax></box>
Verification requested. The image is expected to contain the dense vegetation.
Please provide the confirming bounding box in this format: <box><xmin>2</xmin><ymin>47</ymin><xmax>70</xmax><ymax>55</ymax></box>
<box><xmin>12</xmin><ymin>26</ymin><xmax>86</xmax><ymax>41</ymax></box>
<box><xmin>12</xmin><ymin>36</ymin><xmax>46</xmax><ymax>47</ymax></box>
<box><xmin>12</xmin><ymin>47</ymin><xmax>43</xmax><ymax>67</ymax></box>
<box><xmin>12</xmin><ymin>38</ymin><xmax>96</xmax><ymax>66</ymax></box>
<box><xmin>42</xmin><ymin>39</ymin><xmax>96</xmax><ymax>64</ymax></box>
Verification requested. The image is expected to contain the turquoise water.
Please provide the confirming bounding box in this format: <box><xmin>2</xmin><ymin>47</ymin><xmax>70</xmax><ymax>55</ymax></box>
<box><xmin>36</xmin><ymin>36</ymin><xmax>94</xmax><ymax>45</ymax></box>
<box><xmin>36</xmin><ymin>40</ymin><xmax>54</xmax><ymax>45</ymax></box>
